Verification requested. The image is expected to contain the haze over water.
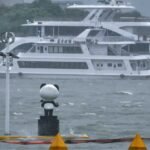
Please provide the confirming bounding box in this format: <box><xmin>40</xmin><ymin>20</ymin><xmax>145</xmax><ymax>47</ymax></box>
<box><xmin>0</xmin><ymin>77</ymin><xmax>150</xmax><ymax>150</ymax></box>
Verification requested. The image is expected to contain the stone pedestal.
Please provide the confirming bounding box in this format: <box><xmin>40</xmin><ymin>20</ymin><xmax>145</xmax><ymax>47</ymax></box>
<box><xmin>38</xmin><ymin>115</ymin><xmax>59</xmax><ymax>136</ymax></box>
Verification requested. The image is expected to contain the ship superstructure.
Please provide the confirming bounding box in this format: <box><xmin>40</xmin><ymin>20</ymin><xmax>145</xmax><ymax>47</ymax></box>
<box><xmin>1</xmin><ymin>0</ymin><xmax>150</xmax><ymax>78</ymax></box>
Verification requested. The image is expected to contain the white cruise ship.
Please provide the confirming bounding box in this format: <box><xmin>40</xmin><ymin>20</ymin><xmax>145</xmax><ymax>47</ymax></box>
<box><xmin>1</xmin><ymin>0</ymin><xmax>150</xmax><ymax>78</ymax></box>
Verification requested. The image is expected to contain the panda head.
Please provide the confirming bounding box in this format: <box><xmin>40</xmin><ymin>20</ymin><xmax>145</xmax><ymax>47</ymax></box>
<box><xmin>40</xmin><ymin>83</ymin><xmax>59</xmax><ymax>101</ymax></box>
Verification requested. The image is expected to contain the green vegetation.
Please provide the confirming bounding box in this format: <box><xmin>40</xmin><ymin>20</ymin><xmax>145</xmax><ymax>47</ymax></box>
<box><xmin>0</xmin><ymin>0</ymin><xmax>87</xmax><ymax>34</ymax></box>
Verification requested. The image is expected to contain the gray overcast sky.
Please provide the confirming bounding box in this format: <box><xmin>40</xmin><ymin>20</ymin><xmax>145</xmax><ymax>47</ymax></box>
<box><xmin>131</xmin><ymin>0</ymin><xmax>150</xmax><ymax>16</ymax></box>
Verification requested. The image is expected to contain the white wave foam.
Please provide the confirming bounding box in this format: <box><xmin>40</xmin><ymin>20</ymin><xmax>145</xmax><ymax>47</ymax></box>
<box><xmin>81</xmin><ymin>102</ymin><xmax>87</xmax><ymax>105</ymax></box>
<box><xmin>81</xmin><ymin>112</ymin><xmax>96</xmax><ymax>116</ymax></box>
<box><xmin>116</xmin><ymin>91</ymin><xmax>133</xmax><ymax>95</ymax></box>
<box><xmin>120</xmin><ymin>101</ymin><xmax>131</xmax><ymax>104</ymax></box>
<box><xmin>13</xmin><ymin>112</ymin><xmax>23</xmax><ymax>116</ymax></box>
<box><xmin>68</xmin><ymin>102</ymin><xmax>74</xmax><ymax>106</ymax></box>
<box><xmin>101</xmin><ymin>106</ymin><xmax>106</xmax><ymax>110</ymax></box>
<box><xmin>61</xmin><ymin>103</ymin><xmax>67</xmax><ymax>106</ymax></box>
<box><xmin>121</xmin><ymin>101</ymin><xmax>143</xmax><ymax>108</ymax></box>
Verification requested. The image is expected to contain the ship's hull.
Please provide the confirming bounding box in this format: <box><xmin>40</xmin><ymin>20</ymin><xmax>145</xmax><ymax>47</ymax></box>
<box><xmin>1</xmin><ymin>54</ymin><xmax>150</xmax><ymax>79</ymax></box>
<box><xmin>1</xmin><ymin>70</ymin><xmax>150</xmax><ymax>80</ymax></box>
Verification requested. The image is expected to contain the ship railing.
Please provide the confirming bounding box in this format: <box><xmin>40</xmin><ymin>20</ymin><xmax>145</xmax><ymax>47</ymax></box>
<box><xmin>114</xmin><ymin>17</ymin><xmax>150</xmax><ymax>22</ymax></box>
<box><xmin>43</xmin><ymin>36</ymin><xmax>75</xmax><ymax>44</ymax></box>
<box><xmin>102</xmin><ymin>36</ymin><xmax>133</xmax><ymax>41</ymax></box>
<box><xmin>87</xmin><ymin>36</ymin><xmax>133</xmax><ymax>43</ymax></box>
<box><xmin>137</xmin><ymin>36</ymin><xmax>150</xmax><ymax>42</ymax></box>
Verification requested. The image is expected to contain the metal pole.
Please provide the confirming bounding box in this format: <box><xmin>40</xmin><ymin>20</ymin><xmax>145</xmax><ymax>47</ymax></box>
<box><xmin>1</xmin><ymin>32</ymin><xmax>15</xmax><ymax>135</ymax></box>
<box><xmin>5</xmin><ymin>43</ymin><xmax>10</xmax><ymax>135</ymax></box>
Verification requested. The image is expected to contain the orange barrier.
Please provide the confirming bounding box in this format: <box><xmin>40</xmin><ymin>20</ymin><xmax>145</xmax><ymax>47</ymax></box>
<box><xmin>1</xmin><ymin>137</ymin><xmax>150</xmax><ymax>145</ymax></box>
<box><xmin>49</xmin><ymin>133</ymin><xmax>68</xmax><ymax>150</ymax></box>
<box><xmin>128</xmin><ymin>134</ymin><xmax>147</xmax><ymax>150</ymax></box>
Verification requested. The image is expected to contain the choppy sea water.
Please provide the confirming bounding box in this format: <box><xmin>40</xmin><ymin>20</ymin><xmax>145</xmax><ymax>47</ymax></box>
<box><xmin>0</xmin><ymin>76</ymin><xmax>150</xmax><ymax>150</ymax></box>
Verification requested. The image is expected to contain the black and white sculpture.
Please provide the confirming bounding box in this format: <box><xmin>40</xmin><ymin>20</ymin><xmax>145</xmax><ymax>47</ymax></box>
<box><xmin>38</xmin><ymin>83</ymin><xmax>60</xmax><ymax>136</ymax></box>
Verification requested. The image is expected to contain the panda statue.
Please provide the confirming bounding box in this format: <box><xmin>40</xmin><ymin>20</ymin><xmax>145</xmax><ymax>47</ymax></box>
<box><xmin>40</xmin><ymin>83</ymin><xmax>59</xmax><ymax>116</ymax></box>
<box><xmin>38</xmin><ymin>83</ymin><xmax>60</xmax><ymax>136</ymax></box>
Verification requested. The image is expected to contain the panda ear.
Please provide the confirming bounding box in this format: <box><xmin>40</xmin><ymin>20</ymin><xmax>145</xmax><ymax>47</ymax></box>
<box><xmin>40</xmin><ymin>83</ymin><xmax>46</xmax><ymax>89</ymax></box>
<box><xmin>54</xmin><ymin>84</ymin><xmax>59</xmax><ymax>91</ymax></box>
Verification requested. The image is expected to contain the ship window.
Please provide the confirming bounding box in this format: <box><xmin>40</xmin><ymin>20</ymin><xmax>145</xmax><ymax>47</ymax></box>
<box><xmin>59</xmin><ymin>48</ymin><xmax>63</xmax><ymax>53</ymax></box>
<box><xmin>123</xmin><ymin>43</ymin><xmax>149</xmax><ymax>55</ymax></box>
<box><xmin>118</xmin><ymin>63</ymin><xmax>122</xmax><ymax>67</ymax></box>
<box><xmin>97</xmin><ymin>64</ymin><xmax>99</xmax><ymax>67</ymax></box>
<box><xmin>88</xmin><ymin>30</ymin><xmax>98</xmax><ymax>37</ymax></box>
<box><xmin>50</xmin><ymin>39</ymin><xmax>55</xmax><ymax>42</ymax></box>
<box><xmin>13</xmin><ymin>43</ymin><xmax>34</xmax><ymax>54</ymax></box>
<box><xmin>48</xmin><ymin>46</ymin><xmax>53</xmax><ymax>53</ymax></box>
<box><xmin>46</xmin><ymin>46</ymin><xmax>82</xmax><ymax>53</ymax></box>
<box><xmin>48</xmin><ymin>46</ymin><xmax>63</xmax><ymax>53</ymax></box>
<box><xmin>54</xmin><ymin>47</ymin><xmax>58</xmax><ymax>53</ymax></box>
<box><xmin>108</xmin><ymin>63</ymin><xmax>112</xmax><ymax>67</ymax></box>
<box><xmin>101</xmin><ymin>64</ymin><xmax>103</xmax><ymax>67</ymax></box>
<box><xmin>18</xmin><ymin>61</ymin><xmax>88</xmax><ymax>69</ymax></box>
<box><xmin>40</xmin><ymin>46</ymin><xmax>43</xmax><ymax>53</ymax></box>
<box><xmin>62</xmin><ymin>47</ymin><xmax>82</xmax><ymax>54</ymax></box>
<box><xmin>105</xmin><ymin>29</ymin><xmax>120</xmax><ymax>36</ymax></box>
<box><xmin>30</xmin><ymin>46</ymin><xmax>36</xmax><ymax>52</ymax></box>
<box><xmin>53</xmin><ymin>47</ymin><xmax>55</xmax><ymax>52</ymax></box>
<box><xmin>114</xmin><ymin>64</ymin><xmax>116</xmax><ymax>68</ymax></box>
<box><xmin>130</xmin><ymin>62</ymin><xmax>136</xmax><ymax>70</ymax></box>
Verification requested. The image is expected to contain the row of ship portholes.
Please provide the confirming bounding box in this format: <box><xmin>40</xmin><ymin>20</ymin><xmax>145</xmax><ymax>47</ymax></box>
<box><xmin>96</xmin><ymin>63</ymin><xmax>123</xmax><ymax>69</ymax></box>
